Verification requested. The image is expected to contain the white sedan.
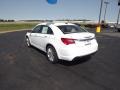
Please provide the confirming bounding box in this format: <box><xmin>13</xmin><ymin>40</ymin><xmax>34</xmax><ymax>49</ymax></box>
<box><xmin>26</xmin><ymin>22</ymin><xmax>98</xmax><ymax>63</ymax></box>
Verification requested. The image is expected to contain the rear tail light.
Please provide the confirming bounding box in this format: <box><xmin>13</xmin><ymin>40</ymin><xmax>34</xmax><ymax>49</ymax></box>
<box><xmin>61</xmin><ymin>38</ymin><xmax>75</xmax><ymax>45</ymax></box>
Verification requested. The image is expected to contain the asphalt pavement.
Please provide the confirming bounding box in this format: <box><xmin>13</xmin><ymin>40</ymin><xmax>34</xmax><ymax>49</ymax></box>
<box><xmin>0</xmin><ymin>30</ymin><xmax>120</xmax><ymax>90</ymax></box>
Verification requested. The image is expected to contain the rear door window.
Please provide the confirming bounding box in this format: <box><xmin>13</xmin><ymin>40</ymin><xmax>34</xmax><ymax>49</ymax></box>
<box><xmin>41</xmin><ymin>25</ymin><xmax>54</xmax><ymax>35</ymax></box>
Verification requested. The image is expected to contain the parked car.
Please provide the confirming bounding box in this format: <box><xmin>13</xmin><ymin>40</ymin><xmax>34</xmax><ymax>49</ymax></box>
<box><xmin>116</xmin><ymin>24</ymin><xmax>120</xmax><ymax>32</ymax></box>
<box><xmin>25</xmin><ymin>22</ymin><xmax>98</xmax><ymax>63</ymax></box>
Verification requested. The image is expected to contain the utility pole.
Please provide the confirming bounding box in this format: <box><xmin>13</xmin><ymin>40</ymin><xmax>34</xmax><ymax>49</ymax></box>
<box><xmin>104</xmin><ymin>1</ymin><xmax>109</xmax><ymax>22</ymax></box>
<box><xmin>117</xmin><ymin>7</ymin><xmax>120</xmax><ymax>25</ymax></box>
<box><xmin>99</xmin><ymin>0</ymin><xmax>104</xmax><ymax>24</ymax></box>
<box><xmin>117</xmin><ymin>0</ymin><xmax>120</xmax><ymax>25</ymax></box>
<box><xmin>96</xmin><ymin>0</ymin><xmax>104</xmax><ymax>33</ymax></box>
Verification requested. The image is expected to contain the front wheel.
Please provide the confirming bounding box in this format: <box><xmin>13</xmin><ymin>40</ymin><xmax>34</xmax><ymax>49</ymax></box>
<box><xmin>26</xmin><ymin>37</ymin><xmax>31</xmax><ymax>47</ymax></box>
<box><xmin>46</xmin><ymin>46</ymin><xmax>58</xmax><ymax>64</ymax></box>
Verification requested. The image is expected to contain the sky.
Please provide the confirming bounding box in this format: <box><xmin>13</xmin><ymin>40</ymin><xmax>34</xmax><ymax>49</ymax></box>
<box><xmin>0</xmin><ymin>0</ymin><xmax>119</xmax><ymax>22</ymax></box>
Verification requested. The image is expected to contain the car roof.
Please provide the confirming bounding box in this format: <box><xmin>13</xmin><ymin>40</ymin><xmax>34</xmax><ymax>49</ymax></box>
<box><xmin>37</xmin><ymin>22</ymin><xmax>75</xmax><ymax>27</ymax></box>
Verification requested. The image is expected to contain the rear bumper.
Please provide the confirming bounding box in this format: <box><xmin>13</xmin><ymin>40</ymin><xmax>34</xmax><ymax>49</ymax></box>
<box><xmin>58</xmin><ymin>43</ymin><xmax>98</xmax><ymax>61</ymax></box>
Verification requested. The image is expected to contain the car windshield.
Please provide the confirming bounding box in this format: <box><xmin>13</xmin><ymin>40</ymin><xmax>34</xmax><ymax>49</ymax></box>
<box><xmin>57</xmin><ymin>25</ymin><xmax>87</xmax><ymax>34</ymax></box>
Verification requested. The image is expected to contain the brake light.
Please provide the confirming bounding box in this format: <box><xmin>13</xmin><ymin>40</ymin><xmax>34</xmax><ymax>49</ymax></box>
<box><xmin>61</xmin><ymin>38</ymin><xmax>75</xmax><ymax>45</ymax></box>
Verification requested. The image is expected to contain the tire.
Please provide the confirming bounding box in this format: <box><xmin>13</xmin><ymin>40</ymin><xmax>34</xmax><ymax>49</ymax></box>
<box><xmin>46</xmin><ymin>46</ymin><xmax>58</xmax><ymax>64</ymax></box>
<box><xmin>26</xmin><ymin>37</ymin><xmax>31</xmax><ymax>47</ymax></box>
<box><xmin>118</xmin><ymin>29</ymin><xmax>120</xmax><ymax>32</ymax></box>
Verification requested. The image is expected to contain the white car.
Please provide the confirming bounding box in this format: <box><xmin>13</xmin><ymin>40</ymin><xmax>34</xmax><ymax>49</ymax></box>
<box><xmin>26</xmin><ymin>22</ymin><xmax>98</xmax><ymax>63</ymax></box>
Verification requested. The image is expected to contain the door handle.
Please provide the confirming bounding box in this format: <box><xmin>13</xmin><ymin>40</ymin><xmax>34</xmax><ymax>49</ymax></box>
<box><xmin>43</xmin><ymin>36</ymin><xmax>47</xmax><ymax>38</ymax></box>
<box><xmin>40</xmin><ymin>36</ymin><xmax>47</xmax><ymax>38</ymax></box>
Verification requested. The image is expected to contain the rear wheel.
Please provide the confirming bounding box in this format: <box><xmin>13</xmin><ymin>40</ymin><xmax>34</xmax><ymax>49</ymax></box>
<box><xmin>26</xmin><ymin>37</ymin><xmax>31</xmax><ymax>47</ymax></box>
<box><xmin>46</xmin><ymin>46</ymin><xmax>58</xmax><ymax>64</ymax></box>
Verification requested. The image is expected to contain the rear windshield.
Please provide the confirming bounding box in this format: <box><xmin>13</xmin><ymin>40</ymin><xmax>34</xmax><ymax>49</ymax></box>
<box><xmin>57</xmin><ymin>25</ymin><xmax>87</xmax><ymax>34</ymax></box>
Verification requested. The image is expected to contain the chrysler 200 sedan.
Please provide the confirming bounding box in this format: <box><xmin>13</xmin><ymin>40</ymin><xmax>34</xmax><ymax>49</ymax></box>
<box><xmin>26</xmin><ymin>22</ymin><xmax>98</xmax><ymax>63</ymax></box>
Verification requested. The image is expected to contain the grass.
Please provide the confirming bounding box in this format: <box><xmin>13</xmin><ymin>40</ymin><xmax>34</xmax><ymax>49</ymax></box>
<box><xmin>0</xmin><ymin>22</ymin><xmax>38</xmax><ymax>32</ymax></box>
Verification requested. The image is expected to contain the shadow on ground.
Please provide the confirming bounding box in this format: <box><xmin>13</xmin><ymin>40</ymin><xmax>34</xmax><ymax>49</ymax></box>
<box><xmin>58</xmin><ymin>56</ymin><xmax>91</xmax><ymax>66</ymax></box>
